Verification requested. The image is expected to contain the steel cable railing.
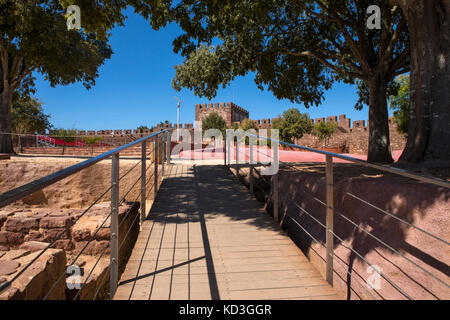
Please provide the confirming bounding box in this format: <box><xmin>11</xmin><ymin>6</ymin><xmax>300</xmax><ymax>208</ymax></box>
<box><xmin>286</xmin><ymin>212</ymin><xmax>379</xmax><ymax>300</ymax></box>
<box><xmin>0</xmin><ymin>129</ymin><xmax>171</xmax><ymax>300</ymax></box>
<box><xmin>289</xmin><ymin>198</ymin><xmax>413</xmax><ymax>300</ymax></box>
<box><xmin>293</xmin><ymin>184</ymin><xmax>450</xmax><ymax>293</ymax></box>
<box><xmin>224</xmin><ymin>131</ymin><xmax>450</xmax><ymax>300</ymax></box>
<box><xmin>331</xmin><ymin>184</ymin><xmax>450</xmax><ymax>246</ymax></box>
<box><xmin>44</xmin><ymin>147</ymin><xmax>156</xmax><ymax>300</ymax></box>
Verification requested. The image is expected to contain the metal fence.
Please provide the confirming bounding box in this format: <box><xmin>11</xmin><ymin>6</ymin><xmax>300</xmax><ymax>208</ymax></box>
<box><xmin>0</xmin><ymin>129</ymin><xmax>171</xmax><ymax>300</ymax></box>
<box><xmin>225</xmin><ymin>134</ymin><xmax>450</xmax><ymax>300</ymax></box>
<box><xmin>0</xmin><ymin>132</ymin><xmax>142</xmax><ymax>155</ymax></box>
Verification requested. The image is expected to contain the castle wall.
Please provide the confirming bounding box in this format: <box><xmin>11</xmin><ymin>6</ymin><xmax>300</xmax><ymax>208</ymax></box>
<box><xmin>195</xmin><ymin>102</ymin><xmax>249</xmax><ymax>127</ymax></box>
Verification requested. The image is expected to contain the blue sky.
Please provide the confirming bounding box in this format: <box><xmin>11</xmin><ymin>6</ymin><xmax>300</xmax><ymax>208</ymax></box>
<box><xmin>34</xmin><ymin>8</ymin><xmax>371</xmax><ymax>131</ymax></box>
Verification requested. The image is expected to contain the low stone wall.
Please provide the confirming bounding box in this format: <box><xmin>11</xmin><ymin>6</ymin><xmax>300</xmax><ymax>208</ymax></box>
<box><xmin>0</xmin><ymin>202</ymin><xmax>140</xmax><ymax>300</ymax></box>
<box><xmin>294</xmin><ymin>125</ymin><xmax>406</xmax><ymax>154</ymax></box>
<box><xmin>233</xmin><ymin>165</ymin><xmax>450</xmax><ymax>300</ymax></box>
<box><xmin>275</xmin><ymin>165</ymin><xmax>449</xmax><ymax>300</ymax></box>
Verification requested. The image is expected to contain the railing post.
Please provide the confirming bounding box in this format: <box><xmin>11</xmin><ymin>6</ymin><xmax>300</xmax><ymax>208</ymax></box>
<box><xmin>273</xmin><ymin>174</ymin><xmax>279</xmax><ymax>222</ymax></box>
<box><xmin>272</xmin><ymin>138</ymin><xmax>279</xmax><ymax>222</ymax></box>
<box><xmin>227</xmin><ymin>134</ymin><xmax>231</xmax><ymax>167</ymax></box>
<box><xmin>249</xmin><ymin>139</ymin><xmax>254</xmax><ymax>193</ymax></box>
<box><xmin>166</xmin><ymin>131</ymin><xmax>171</xmax><ymax>165</ymax></box>
<box><xmin>161</xmin><ymin>134</ymin><xmax>165</xmax><ymax>177</ymax></box>
<box><xmin>141</xmin><ymin>141</ymin><xmax>147</xmax><ymax>227</ymax></box>
<box><xmin>236</xmin><ymin>138</ymin><xmax>239</xmax><ymax>175</ymax></box>
<box><xmin>110</xmin><ymin>153</ymin><xmax>119</xmax><ymax>299</ymax></box>
<box><xmin>154</xmin><ymin>136</ymin><xmax>158</xmax><ymax>200</ymax></box>
<box><xmin>325</xmin><ymin>154</ymin><xmax>334</xmax><ymax>286</ymax></box>
<box><xmin>224</xmin><ymin>134</ymin><xmax>227</xmax><ymax>166</ymax></box>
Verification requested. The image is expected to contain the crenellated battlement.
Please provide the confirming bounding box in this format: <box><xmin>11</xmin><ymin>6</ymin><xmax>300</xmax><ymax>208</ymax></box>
<box><xmin>76</xmin><ymin>122</ymin><xmax>194</xmax><ymax>137</ymax></box>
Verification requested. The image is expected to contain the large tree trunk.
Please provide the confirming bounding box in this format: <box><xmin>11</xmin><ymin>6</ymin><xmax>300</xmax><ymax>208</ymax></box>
<box><xmin>367</xmin><ymin>74</ymin><xmax>394</xmax><ymax>164</ymax></box>
<box><xmin>0</xmin><ymin>88</ymin><xmax>13</xmax><ymax>154</ymax></box>
<box><xmin>398</xmin><ymin>0</ymin><xmax>450</xmax><ymax>165</ymax></box>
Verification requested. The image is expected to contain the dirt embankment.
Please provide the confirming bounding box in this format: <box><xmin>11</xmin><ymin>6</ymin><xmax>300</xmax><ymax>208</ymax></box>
<box><xmin>0</xmin><ymin>157</ymin><xmax>158</xmax><ymax>209</ymax></box>
<box><xmin>235</xmin><ymin>164</ymin><xmax>450</xmax><ymax>300</ymax></box>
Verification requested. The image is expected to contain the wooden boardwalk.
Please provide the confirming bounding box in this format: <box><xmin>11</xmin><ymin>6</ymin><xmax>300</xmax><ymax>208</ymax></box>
<box><xmin>114</xmin><ymin>164</ymin><xmax>341</xmax><ymax>300</ymax></box>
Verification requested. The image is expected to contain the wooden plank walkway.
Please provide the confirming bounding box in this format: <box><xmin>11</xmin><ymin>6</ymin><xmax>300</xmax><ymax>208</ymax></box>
<box><xmin>114</xmin><ymin>164</ymin><xmax>341</xmax><ymax>300</ymax></box>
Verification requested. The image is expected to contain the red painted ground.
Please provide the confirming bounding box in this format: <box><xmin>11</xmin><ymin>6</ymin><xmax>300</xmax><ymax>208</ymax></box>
<box><xmin>173</xmin><ymin>146</ymin><xmax>403</xmax><ymax>163</ymax></box>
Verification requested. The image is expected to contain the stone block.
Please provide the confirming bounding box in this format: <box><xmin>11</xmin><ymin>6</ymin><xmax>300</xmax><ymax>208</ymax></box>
<box><xmin>0</xmin><ymin>231</ymin><xmax>24</xmax><ymax>246</ymax></box>
<box><xmin>19</xmin><ymin>241</ymin><xmax>50</xmax><ymax>252</ymax></box>
<box><xmin>40</xmin><ymin>216</ymin><xmax>73</xmax><ymax>229</ymax></box>
<box><xmin>5</xmin><ymin>218</ymin><xmax>40</xmax><ymax>232</ymax></box>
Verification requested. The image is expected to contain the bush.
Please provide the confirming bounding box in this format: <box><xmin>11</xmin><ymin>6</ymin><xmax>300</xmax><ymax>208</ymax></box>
<box><xmin>202</xmin><ymin>112</ymin><xmax>227</xmax><ymax>135</ymax></box>
<box><xmin>314</xmin><ymin>121</ymin><xmax>338</xmax><ymax>147</ymax></box>
<box><xmin>389</xmin><ymin>75</ymin><xmax>409</xmax><ymax>136</ymax></box>
<box><xmin>272</xmin><ymin>108</ymin><xmax>313</xmax><ymax>144</ymax></box>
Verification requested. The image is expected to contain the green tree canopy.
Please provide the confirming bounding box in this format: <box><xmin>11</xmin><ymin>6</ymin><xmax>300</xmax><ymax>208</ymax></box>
<box><xmin>0</xmin><ymin>0</ymin><xmax>150</xmax><ymax>153</ymax></box>
<box><xmin>314</xmin><ymin>121</ymin><xmax>338</xmax><ymax>147</ymax></box>
<box><xmin>50</xmin><ymin>128</ymin><xmax>77</xmax><ymax>143</ymax></box>
<box><xmin>201</xmin><ymin>112</ymin><xmax>227</xmax><ymax>135</ymax></box>
<box><xmin>166</xmin><ymin>0</ymin><xmax>409</xmax><ymax>163</ymax></box>
<box><xmin>137</xmin><ymin>125</ymin><xmax>149</xmax><ymax>132</ymax></box>
<box><xmin>389</xmin><ymin>75</ymin><xmax>410</xmax><ymax>136</ymax></box>
<box><xmin>11</xmin><ymin>94</ymin><xmax>52</xmax><ymax>134</ymax></box>
<box><xmin>239</xmin><ymin>118</ymin><xmax>258</xmax><ymax>132</ymax></box>
<box><xmin>272</xmin><ymin>108</ymin><xmax>313</xmax><ymax>144</ymax></box>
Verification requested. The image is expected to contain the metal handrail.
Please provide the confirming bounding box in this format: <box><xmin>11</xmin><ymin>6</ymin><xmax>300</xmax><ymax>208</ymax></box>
<box><xmin>227</xmin><ymin>132</ymin><xmax>450</xmax><ymax>299</ymax></box>
<box><xmin>0</xmin><ymin>128</ymin><xmax>171</xmax><ymax>300</ymax></box>
<box><xmin>245</xmin><ymin>133</ymin><xmax>450</xmax><ymax>189</ymax></box>
<box><xmin>0</xmin><ymin>129</ymin><xmax>169</xmax><ymax>208</ymax></box>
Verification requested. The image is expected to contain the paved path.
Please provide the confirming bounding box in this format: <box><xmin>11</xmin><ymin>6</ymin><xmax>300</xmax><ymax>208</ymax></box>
<box><xmin>114</xmin><ymin>164</ymin><xmax>341</xmax><ymax>300</ymax></box>
<box><xmin>174</xmin><ymin>147</ymin><xmax>403</xmax><ymax>163</ymax></box>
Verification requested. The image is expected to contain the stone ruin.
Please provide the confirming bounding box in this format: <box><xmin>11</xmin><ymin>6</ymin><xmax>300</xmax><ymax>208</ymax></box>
<box><xmin>0</xmin><ymin>202</ymin><xmax>140</xmax><ymax>300</ymax></box>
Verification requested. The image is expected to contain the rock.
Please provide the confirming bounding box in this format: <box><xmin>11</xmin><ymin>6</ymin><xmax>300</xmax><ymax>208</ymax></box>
<box><xmin>19</xmin><ymin>241</ymin><xmax>50</xmax><ymax>252</ymax></box>
<box><xmin>1</xmin><ymin>249</ymin><xmax>30</xmax><ymax>261</ymax></box>
<box><xmin>0</xmin><ymin>251</ymin><xmax>5</xmax><ymax>259</ymax></box>
<box><xmin>53</xmin><ymin>240</ymin><xmax>74</xmax><ymax>251</ymax></box>
<box><xmin>0</xmin><ymin>276</ymin><xmax>6</xmax><ymax>284</ymax></box>
<box><xmin>0</xmin><ymin>260</ymin><xmax>20</xmax><ymax>276</ymax></box>
<box><xmin>0</xmin><ymin>215</ymin><xmax>6</xmax><ymax>229</ymax></box>
<box><xmin>0</xmin><ymin>249</ymin><xmax>67</xmax><ymax>300</ymax></box>
<box><xmin>40</xmin><ymin>216</ymin><xmax>73</xmax><ymax>229</ymax></box>
<box><xmin>22</xmin><ymin>190</ymin><xmax>48</xmax><ymax>205</ymax></box>
<box><xmin>97</xmin><ymin>217</ymin><xmax>110</xmax><ymax>228</ymax></box>
<box><xmin>76</xmin><ymin>240</ymin><xmax>109</xmax><ymax>256</ymax></box>
<box><xmin>5</xmin><ymin>217</ymin><xmax>40</xmax><ymax>232</ymax></box>
<box><xmin>0</xmin><ymin>231</ymin><xmax>24</xmax><ymax>246</ymax></box>
<box><xmin>9</xmin><ymin>211</ymin><xmax>33</xmax><ymax>219</ymax></box>
<box><xmin>24</xmin><ymin>231</ymin><xmax>43</xmax><ymax>242</ymax></box>
<box><xmin>72</xmin><ymin>228</ymin><xmax>91</xmax><ymax>241</ymax></box>
<box><xmin>94</xmin><ymin>228</ymin><xmax>110</xmax><ymax>241</ymax></box>
<box><xmin>0</xmin><ymin>246</ymin><xmax>9</xmax><ymax>251</ymax></box>
<box><xmin>42</xmin><ymin>228</ymin><xmax>71</xmax><ymax>242</ymax></box>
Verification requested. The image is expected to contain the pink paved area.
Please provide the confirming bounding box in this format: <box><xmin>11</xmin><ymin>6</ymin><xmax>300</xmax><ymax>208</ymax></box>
<box><xmin>173</xmin><ymin>147</ymin><xmax>403</xmax><ymax>163</ymax></box>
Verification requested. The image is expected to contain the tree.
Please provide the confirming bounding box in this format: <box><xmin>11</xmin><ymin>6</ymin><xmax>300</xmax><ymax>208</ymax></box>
<box><xmin>11</xmin><ymin>95</ymin><xmax>52</xmax><ymax>134</ymax></box>
<box><xmin>392</xmin><ymin>0</ymin><xmax>450</xmax><ymax>165</ymax></box>
<box><xmin>0</xmin><ymin>1</ymin><xmax>133</xmax><ymax>154</ymax></box>
<box><xmin>314</xmin><ymin>121</ymin><xmax>338</xmax><ymax>147</ymax></box>
<box><xmin>389</xmin><ymin>75</ymin><xmax>410</xmax><ymax>136</ymax></box>
<box><xmin>137</xmin><ymin>125</ymin><xmax>149</xmax><ymax>133</ymax></box>
<box><xmin>239</xmin><ymin>118</ymin><xmax>259</xmax><ymax>132</ymax></box>
<box><xmin>272</xmin><ymin>108</ymin><xmax>313</xmax><ymax>144</ymax></box>
<box><xmin>50</xmin><ymin>127</ymin><xmax>77</xmax><ymax>155</ymax></box>
<box><xmin>82</xmin><ymin>135</ymin><xmax>103</xmax><ymax>156</ymax></box>
<box><xmin>168</xmin><ymin>0</ymin><xmax>409</xmax><ymax>163</ymax></box>
<box><xmin>201</xmin><ymin>112</ymin><xmax>227</xmax><ymax>135</ymax></box>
